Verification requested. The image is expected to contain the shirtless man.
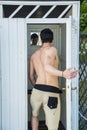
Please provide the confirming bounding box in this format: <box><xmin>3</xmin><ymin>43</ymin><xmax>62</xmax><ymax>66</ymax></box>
<box><xmin>29</xmin><ymin>28</ymin><xmax>78</xmax><ymax>130</ymax></box>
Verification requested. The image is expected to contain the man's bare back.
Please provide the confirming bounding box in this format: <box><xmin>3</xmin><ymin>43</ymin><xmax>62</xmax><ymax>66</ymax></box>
<box><xmin>30</xmin><ymin>46</ymin><xmax>59</xmax><ymax>87</ymax></box>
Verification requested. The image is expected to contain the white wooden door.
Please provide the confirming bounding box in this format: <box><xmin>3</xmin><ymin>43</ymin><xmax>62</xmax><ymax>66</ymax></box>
<box><xmin>0</xmin><ymin>19</ymin><xmax>27</xmax><ymax>130</ymax></box>
<box><xmin>66</xmin><ymin>17</ymin><xmax>79</xmax><ymax>130</ymax></box>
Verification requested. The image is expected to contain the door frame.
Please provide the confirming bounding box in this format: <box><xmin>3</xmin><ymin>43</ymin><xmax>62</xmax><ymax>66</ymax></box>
<box><xmin>26</xmin><ymin>17</ymin><xmax>78</xmax><ymax>130</ymax></box>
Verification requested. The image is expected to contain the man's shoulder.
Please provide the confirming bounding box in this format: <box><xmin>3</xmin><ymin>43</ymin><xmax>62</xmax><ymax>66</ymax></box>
<box><xmin>30</xmin><ymin>49</ymin><xmax>39</xmax><ymax>59</ymax></box>
<box><xmin>45</xmin><ymin>47</ymin><xmax>57</xmax><ymax>57</ymax></box>
<box><xmin>50</xmin><ymin>47</ymin><xmax>57</xmax><ymax>53</ymax></box>
<box><xmin>51</xmin><ymin>46</ymin><xmax>57</xmax><ymax>51</ymax></box>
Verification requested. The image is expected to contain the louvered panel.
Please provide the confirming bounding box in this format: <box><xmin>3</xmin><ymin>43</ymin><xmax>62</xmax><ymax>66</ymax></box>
<box><xmin>2</xmin><ymin>4</ymin><xmax>72</xmax><ymax>18</ymax></box>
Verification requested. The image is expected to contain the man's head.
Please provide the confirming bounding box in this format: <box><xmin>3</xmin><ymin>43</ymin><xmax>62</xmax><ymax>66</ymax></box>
<box><xmin>40</xmin><ymin>28</ymin><xmax>53</xmax><ymax>43</ymax></box>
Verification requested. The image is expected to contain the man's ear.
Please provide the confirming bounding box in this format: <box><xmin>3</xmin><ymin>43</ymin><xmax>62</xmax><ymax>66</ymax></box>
<box><xmin>52</xmin><ymin>39</ymin><xmax>54</xmax><ymax>43</ymax></box>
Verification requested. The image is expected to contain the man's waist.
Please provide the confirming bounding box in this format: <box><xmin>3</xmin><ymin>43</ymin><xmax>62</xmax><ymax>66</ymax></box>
<box><xmin>36</xmin><ymin>79</ymin><xmax>59</xmax><ymax>87</ymax></box>
<box><xmin>34</xmin><ymin>84</ymin><xmax>62</xmax><ymax>94</ymax></box>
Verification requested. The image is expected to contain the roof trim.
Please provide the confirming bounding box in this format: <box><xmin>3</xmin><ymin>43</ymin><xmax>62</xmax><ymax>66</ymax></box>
<box><xmin>0</xmin><ymin>1</ymin><xmax>80</xmax><ymax>5</ymax></box>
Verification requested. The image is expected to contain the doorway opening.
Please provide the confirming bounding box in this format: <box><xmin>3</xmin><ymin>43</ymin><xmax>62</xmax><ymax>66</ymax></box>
<box><xmin>27</xmin><ymin>24</ymin><xmax>66</xmax><ymax>130</ymax></box>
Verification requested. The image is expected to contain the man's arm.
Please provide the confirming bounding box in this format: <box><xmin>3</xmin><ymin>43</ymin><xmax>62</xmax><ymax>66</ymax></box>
<box><xmin>43</xmin><ymin>47</ymin><xmax>78</xmax><ymax>79</ymax></box>
<box><xmin>45</xmin><ymin>65</ymin><xmax>78</xmax><ymax>79</ymax></box>
<box><xmin>29</xmin><ymin>56</ymin><xmax>36</xmax><ymax>86</ymax></box>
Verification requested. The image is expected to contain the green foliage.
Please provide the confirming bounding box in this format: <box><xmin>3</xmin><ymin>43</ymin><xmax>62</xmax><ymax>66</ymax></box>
<box><xmin>80</xmin><ymin>0</ymin><xmax>87</xmax><ymax>32</ymax></box>
<box><xmin>79</xmin><ymin>37</ymin><xmax>87</xmax><ymax>63</ymax></box>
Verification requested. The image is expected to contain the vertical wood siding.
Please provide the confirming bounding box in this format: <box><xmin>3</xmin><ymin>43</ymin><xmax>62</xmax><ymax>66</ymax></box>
<box><xmin>1</xmin><ymin>19</ymin><xmax>27</xmax><ymax>130</ymax></box>
<box><xmin>0</xmin><ymin>23</ymin><xmax>2</xmax><ymax>130</ymax></box>
<box><xmin>71</xmin><ymin>4</ymin><xmax>80</xmax><ymax>130</ymax></box>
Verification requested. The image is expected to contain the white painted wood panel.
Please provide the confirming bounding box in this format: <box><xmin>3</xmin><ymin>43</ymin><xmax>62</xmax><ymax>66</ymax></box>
<box><xmin>72</xmin><ymin>4</ymin><xmax>80</xmax><ymax>130</ymax></box>
<box><xmin>0</xmin><ymin>22</ymin><xmax>2</xmax><ymax>130</ymax></box>
<box><xmin>71</xmin><ymin>17</ymin><xmax>79</xmax><ymax>130</ymax></box>
<box><xmin>1</xmin><ymin>19</ymin><xmax>27</xmax><ymax>130</ymax></box>
<box><xmin>1</xmin><ymin>19</ymin><xmax>10</xmax><ymax>130</ymax></box>
<box><xmin>0</xmin><ymin>5</ymin><xmax>3</xmax><ymax>18</ymax></box>
<box><xmin>66</xmin><ymin>17</ymin><xmax>79</xmax><ymax>130</ymax></box>
<box><xmin>66</xmin><ymin>17</ymin><xmax>72</xmax><ymax>130</ymax></box>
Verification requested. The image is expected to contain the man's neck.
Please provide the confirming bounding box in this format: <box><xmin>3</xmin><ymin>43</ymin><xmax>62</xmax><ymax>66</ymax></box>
<box><xmin>42</xmin><ymin>43</ymin><xmax>52</xmax><ymax>48</ymax></box>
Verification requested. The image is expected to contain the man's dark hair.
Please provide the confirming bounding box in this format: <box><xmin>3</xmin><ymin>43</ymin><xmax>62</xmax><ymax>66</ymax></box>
<box><xmin>40</xmin><ymin>28</ymin><xmax>53</xmax><ymax>43</ymax></box>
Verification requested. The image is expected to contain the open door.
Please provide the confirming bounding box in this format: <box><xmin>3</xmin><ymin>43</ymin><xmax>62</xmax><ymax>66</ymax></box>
<box><xmin>66</xmin><ymin>16</ymin><xmax>79</xmax><ymax>130</ymax></box>
<box><xmin>0</xmin><ymin>19</ymin><xmax>27</xmax><ymax>130</ymax></box>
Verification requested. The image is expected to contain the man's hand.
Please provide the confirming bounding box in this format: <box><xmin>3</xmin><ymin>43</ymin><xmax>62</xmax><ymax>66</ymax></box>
<box><xmin>62</xmin><ymin>68</ymin><xmax>79</xmax><ymax>79</ymax></box>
